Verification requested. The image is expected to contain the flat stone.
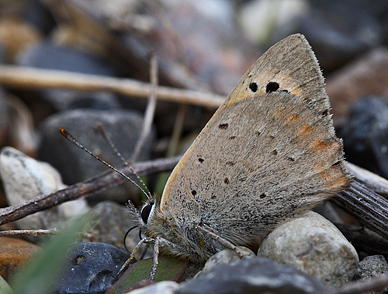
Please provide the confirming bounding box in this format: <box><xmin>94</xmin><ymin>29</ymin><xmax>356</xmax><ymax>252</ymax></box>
<box><xmin>0</xmin><ymin>237</ymin><xmax>40</xmax><ymax>281</ymax></box>
<box><xmin>179</xmin><ymin>257</ymin><xmax>326</xmax><ymax>294</ymax></box>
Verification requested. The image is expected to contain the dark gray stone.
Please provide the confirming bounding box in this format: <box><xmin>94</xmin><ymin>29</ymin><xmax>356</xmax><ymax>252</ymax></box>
<box><xmin>38</xmin><ymin>109</ymin><xmax>154</xmax><ymax>202</ymax></box>
<box><xmin>55</xmin><ymin>242</ymin><xmax>135</xmax><ymax>294</ymax></box>
<box><xmin>82</xmin><ymin>201</ymin><xmax>148</xmax><ymax>257</ymax></box>
<box><xmin>178</xmin><ymin>257</ymin><xmax>326</xmax><ymax>294</ymax></box>
<box><xmin>339</xmin><ymin>96</ymin><xmax>388</xmax><ymax>179</ymax></box>
<box><xmin>16</xmin><ymin>41</ymin><xmax>120</xmax><ymax>111</ymax></box>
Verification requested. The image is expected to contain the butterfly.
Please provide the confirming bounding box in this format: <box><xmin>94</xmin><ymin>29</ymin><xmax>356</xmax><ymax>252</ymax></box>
<box><xmin>124</xmin><ymin>34</ymin><xmax>352</xmax><ymax>278</ymax></box>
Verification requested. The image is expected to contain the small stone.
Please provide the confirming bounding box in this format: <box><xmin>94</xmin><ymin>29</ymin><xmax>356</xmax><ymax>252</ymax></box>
<box><xmin>0</xmin><ymin>237</ymin><xmax>40</xmax><ymax>281</ymax></box>
<box><xmin>38</xmin><ymin>109</ymin><xmax>155</xmax><ymax>203</ymax></box>
<box><xmin>82</xmin><ymin>201</ymin><xmax>145</xmax><ymax>252</ymax></box>
<box><xmin>353</xmin><ymin>255</ymin><xmax>388</xmax><ymax>294</ymax></box>
<box><xmin>195</xmin><ymin>246</ymin><xmax>255</xmax><ymax>278</ymax></box>
<box><xmin>0</xmin><ymin>147</ymin><xmax>89</xmax><ymax>231</ymax></box>
<box><xmin>54</xmin><ymin>242</ymin><xmax>134</xmax><ymax>294</ymax></box>
<box><xmin>179</xmin><ymin>257</ymin><xmax>326</xmax><ymax>294</ymax></box>
<box><xmin>257</xmin><ymin>211</ymin><xmax>359</xmax><ymax>289</ymax></box>
<box><xmin>128</xmin><ymin>281</ymin><xmax>179</xmax><ymax>294</ymax></box>
<box><xmin>338</xmin><ymin>97</ymin><xmax>388</xmax><ymax>180</ymax></box>
<box><xmin>354</xmin><ymin>255</ymin><xmax>388</xmax><ymax>280</ymax></box>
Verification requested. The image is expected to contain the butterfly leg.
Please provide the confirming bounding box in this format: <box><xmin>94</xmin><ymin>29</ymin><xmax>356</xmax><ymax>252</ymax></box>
<box><xmin>196</xmin><ymin>225</ymin><xmax>245</xmax><ymax>259</ymax></box>
<box><xmin>119</xmin><ymin>235</ymin><xmax>188</xmax><ymax>280</ymax></box>
<box><xmin>118</xmin><ymin>236</ymin><xmax>155</xmax><ymax>277</ymax></box>
<box><xmin>149</xmin><ymin>237</ymin><xmax>159</xmax><ymax>280</ymax></box>
<box><xmin>149</xmin><ymin>236</ymin><xmax>192</xmax><ymax>279</ymax></box>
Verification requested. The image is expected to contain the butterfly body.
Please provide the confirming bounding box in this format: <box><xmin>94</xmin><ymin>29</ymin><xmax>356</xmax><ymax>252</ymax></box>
<box><xmin>135</xmin><ymin>34</ymin><xmax>352</xmax><ymax>264</ymax></box>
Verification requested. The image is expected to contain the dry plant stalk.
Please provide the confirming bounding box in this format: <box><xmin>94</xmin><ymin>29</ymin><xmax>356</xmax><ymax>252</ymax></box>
<box><xmin>0</xmin><ymin>65</ymin><xmax>224</xmax><ymax>108</ymax></box>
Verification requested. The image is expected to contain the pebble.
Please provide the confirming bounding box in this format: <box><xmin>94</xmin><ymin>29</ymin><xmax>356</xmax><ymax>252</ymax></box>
<box><xmin>54</xmin><ymin>242</ymin><xmax>134</xmax><ymax>294</ymax></box>
<box><xmin>0</xmin><ymin>146</ymin><xmax>89</xmax><ymax>231</ymax></box>
<box><xmin>195</xmin><ymin>246</ymin><xmax>255</xmax><ymax>278</ymax></box>
<box><xmin>0</xmin><ymin>237</ymin><xmax>40</xmax><ymax>282</ymax></box>
<box><xmin>179</xmin><ymin>257</ymin><xmax>326</xmax><ymax>294</ymax></box>
<box><xmin>257</xmin><ymin>211</ymin><xmax>359</xmax><ymax>289</ymax></box>
<box><xmin>238</xmin><ymin>0</ymin><xmax>385</xmax><ymax>72</ymax></box>
<box><xmin>37</xmin><ymin>108</ymin><xmax>155</xmax><ymax>203</ymax></box>
<box><xmin>353</xmin><ymin>255</ymin><xmax>388</xmax><ymax>294</ymax></box>
<box><xmin>289</xmin><ymin>0</ymin><xmax>382</xmax><ymax>72</ymax></box>
<box><xmin>16</xmin><ymin>41</ymin><xmax>119</xmax><ymax>111</ymax></box>
<box><xmin>354</xmin><ymin>255</ymin><xmax>388</xmax><ymax>281</ymax></box>
<box><xmin>339</xmin><ymin>96</ymin><xmax>388</xmax><ymax>180</ymax></box>
<box><xmin>82</xmin><ymin>201</ymin><xmax>145</xmax><ymax>252</ymax></box>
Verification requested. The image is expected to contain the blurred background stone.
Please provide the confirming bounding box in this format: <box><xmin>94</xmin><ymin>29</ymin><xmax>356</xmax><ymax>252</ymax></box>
<box><xmin>0</xmin><ymin>147</ymin><xmax>89</xmax><ymax>233</ymax></box>
<box><xmin>338</xmin><ymin>97</ymin><xmax>388</xmax><ymax>179</ymax></box>
<box><xmin>38</xmin><ymin>109</ymin><xmax>155</xmax><ymax>203</ymax></box>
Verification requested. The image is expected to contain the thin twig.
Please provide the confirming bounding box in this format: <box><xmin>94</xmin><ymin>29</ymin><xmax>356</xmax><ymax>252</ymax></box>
<box><xmin>0</xmin><ymin>65</ymin><xmax>224</xmax><ymax>108</ymax></box>
<box><xmin>0</xmin><ymin>229</ymin><xmax>59</xmax><ymax>237</ymax></box>
<box><xmin>132</xmin><ymin>52</ymin><xmax>158</xmax><ymax>161</ymax></box>
<box><xmin>0</xmin><ymin>156</ymin><xmax>181</xmax><ymax>226</ymax></box>
<box><xmin>331</xmin><ymin>272</ymin><xmax>388</xmax><ymax>294</ymax></box>
<box><xmin>168</xmin><ymin>104</ymin><xmax>188</xmax><ymax>156</ymax></box>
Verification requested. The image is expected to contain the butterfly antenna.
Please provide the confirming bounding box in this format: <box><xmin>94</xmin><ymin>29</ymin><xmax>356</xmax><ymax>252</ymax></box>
<box><xmin>59</xmin><ymin>128</ymin><xmax>152</xmax><ymax>202</ymax></box>
<box><xmin>96</xmin><ymin>124</ymin><xmax>153</xmax><ymax>200</ymax></box>
<box><xmin>123</xmin><ymin>225</ymin><xmax>139</xmax><ymax>252</ymax></box>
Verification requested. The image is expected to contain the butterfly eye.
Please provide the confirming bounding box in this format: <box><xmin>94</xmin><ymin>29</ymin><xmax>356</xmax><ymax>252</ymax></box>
<box><xmin>141</xmin><ymin>201</ymin><xmax>154</xmax><ymax>224</ymax></box>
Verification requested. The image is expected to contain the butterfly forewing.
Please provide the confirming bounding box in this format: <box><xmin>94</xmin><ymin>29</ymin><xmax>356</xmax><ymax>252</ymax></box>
<box><xmin>158</xmin><ymin>34</ymin><xmax>351</xmax><ymax>249</ymax></box>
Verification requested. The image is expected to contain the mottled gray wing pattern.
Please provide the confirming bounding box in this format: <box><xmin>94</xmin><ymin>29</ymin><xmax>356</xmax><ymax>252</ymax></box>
<box><xmin>160</xmin><ymin>34</ymin><xmax>351</xmax><ymax>245</ymax></box>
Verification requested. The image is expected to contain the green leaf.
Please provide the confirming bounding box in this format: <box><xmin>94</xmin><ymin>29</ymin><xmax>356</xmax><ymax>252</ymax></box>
<box><xmin>9</xmin><ymin>213</ymin><xmax>92</xmax><ymax>294</ymax></box>
<box><xmin>106</xmin><ymin>256</ymin><xmax>188</xmax><ymax>294</ymax></box>
<box><xmin>0</xmin><ymin>275</ymin><xmax>13</xmax><ymax>294</ymax></box>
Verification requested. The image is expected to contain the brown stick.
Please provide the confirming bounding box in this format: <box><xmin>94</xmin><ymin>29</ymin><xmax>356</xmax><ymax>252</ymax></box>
<box><xmin>0</xmin><ymin>65</ymin><xmax>224</xmax><ymax>108</ymax></box>
<box><xmin>332</xmin><ymin>179</ymin><xmax>388</xmax><ymax>240</ymax></box>
<box><xmin>0</xmin><ymin>229</ymin><xmax>59</xmax><ymax>237</ymax></box>
<box><xmin>0</xmin><ymin>156</ymin><xmax>181</xmax><ymax>226</ymax></box>
<box><xmin>132</xmin><ymin>52</ymin><xmax>158</xmax><ymax>161</ymax></box>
